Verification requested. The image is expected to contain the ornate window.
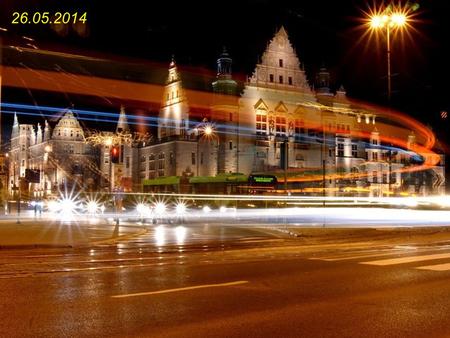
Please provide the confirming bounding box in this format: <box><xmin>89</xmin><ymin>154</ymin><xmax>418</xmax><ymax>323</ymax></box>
<box><xmin>275</xmin><ymin>116</ymin><xmax>286</xmax><ymax>136</ymax></box>
<box><xmin>256</xmin><ymin>111</ymin><xmax>267</xmax><ymax>135</ymax></box>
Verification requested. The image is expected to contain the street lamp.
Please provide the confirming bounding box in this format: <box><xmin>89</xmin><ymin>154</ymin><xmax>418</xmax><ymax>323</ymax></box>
<box><xmin>368</xmin><ymin>7</ymin><xmax>411</xmax><ymax>197</ymax></box>
<box><xmin>368</xmin><ymin>9</ymin><xmax>409</xmax><ymax>102</ymax></box>
<box><xmin>195</xmin><ymin>120</ymin><xmax>217</xmax><ymax>176</ymax></box>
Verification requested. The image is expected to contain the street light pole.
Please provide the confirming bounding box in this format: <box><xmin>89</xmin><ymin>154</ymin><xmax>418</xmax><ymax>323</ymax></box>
<box><xmin>369</xmin><ymin>9</ymin><xmax>410</xmax><ymax>196</ymax></box>
<box><xmin>386</xmin><ymin>24</ymin><xmax>391</xmax><ymax>102</ymax></box>
<box><xmin>369</xmin><ymin>10</ymin><xmax>409</xmax><ymax>101</ymax></box>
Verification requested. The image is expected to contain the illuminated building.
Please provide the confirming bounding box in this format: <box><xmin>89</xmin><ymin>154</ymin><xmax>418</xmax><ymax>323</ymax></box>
<box><xmin>138</xmin><ymin>26</ymin><xmax>444</xmax><ymax>196</ymax></box>
<box><xmin>6</xmin><ymin>26</ymin><xmax>445</xmax><ymax>197</ymax></box>
<box><xmin>9</xmin><ymin>110</ymin><xmax>99</xmax><ymax>198</ymax></box>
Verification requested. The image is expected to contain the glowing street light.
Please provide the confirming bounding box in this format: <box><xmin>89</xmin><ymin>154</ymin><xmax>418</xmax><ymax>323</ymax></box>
<box><xmin>154</xmin><ymin>201</ymin><xmax>167</xmax><ymax>216</ymax></box>
<box><xmin>367</xmin><ymin>8</ymin><xmax>411</xmax><ymax>101</ymax></box>
<box><xmin>195</xmin><ymin>119</ymin><xmax>217</xmax><ymax>176</ymax></box>
<box><xmin>104</xmin><ymin>137</ymin><xmax>113</xmax><ymax>147</ymax></box>
<box><xmin>85</xmin><ymin>200</ymin><xmax>99</xmax><ymax>214</ymax></box>
<box><xmin>203</xmin><ymin>124</ymin><xmax>214</xmax><ymax>136</ymax></box>
<box><xmin>175</xmin><ymin>202</ymin><xmax>187</xmax><ymax>215</ymax></box>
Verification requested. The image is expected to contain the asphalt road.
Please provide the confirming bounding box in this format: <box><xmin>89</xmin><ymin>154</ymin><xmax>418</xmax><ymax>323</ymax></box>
<box><xmin>2</xmin><ymin>223</ymin><xmax>450</xmax><ymax>337</ymax></box>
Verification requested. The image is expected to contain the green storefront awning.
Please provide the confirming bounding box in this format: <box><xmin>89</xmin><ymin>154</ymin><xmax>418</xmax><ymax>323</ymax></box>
<box><xmin>142</xmin><ymin>176</ymin><xmax>180</xmax><ymax>186</ymax></box>
<box><xmin>189</xmin><ymin>173</ymin><xmax>248</xmax><ymax>184</ymax></box>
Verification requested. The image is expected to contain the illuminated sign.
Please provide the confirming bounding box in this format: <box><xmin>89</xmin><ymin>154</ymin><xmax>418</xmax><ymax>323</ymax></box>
<box><xmin>249</xmin><ymin>175</ymin><xmax>277</xmax><ymax>184</ymax></box>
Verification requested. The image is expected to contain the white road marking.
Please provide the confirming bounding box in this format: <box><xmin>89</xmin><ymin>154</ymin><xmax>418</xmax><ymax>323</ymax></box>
<box><xmin>111</xmin><ymin>280</ymin><xmax>249</xmax><ymax>298</ymax></box>
<box><xmin>416</xmin><ymin>263</ymin><xmax>450</xmax><ymax>271</ymax></box>
<box><xmin>361</xmin><ymin>252</ymin><xmax>450</xmax><ymax>266</ymax></box>
<box><xmin>310</xmin><ymin>250</ymin><xmax>407</xmax><ymax>262</ymax></box>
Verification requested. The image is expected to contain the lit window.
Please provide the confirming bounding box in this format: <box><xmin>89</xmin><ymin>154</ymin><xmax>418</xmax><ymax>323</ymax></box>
<box><xmin>275</xmin><ymin>116</ymin><xmax>286</xmax><ymax>135</ymax></box>
<box><xmin>295</xmin><ymin>119</ymin><xmax>305</xmax><ymax>137</ymax></box>
<box><xmin>256</xmin><ymin>111</ymin><xmax>267</xmax><ymax>135</ymax></box>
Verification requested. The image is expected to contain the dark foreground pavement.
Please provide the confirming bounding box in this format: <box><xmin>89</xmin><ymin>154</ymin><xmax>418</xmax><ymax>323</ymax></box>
<box><xmin>2</xmin><ymin>224</ymin><xmax>450</xmax><ymax>337</ymax></box>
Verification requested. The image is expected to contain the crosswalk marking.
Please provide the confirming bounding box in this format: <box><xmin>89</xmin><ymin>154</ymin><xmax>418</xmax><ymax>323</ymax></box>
<box><xmin>361</xmin><ymin>252</ymin><xmax>450</xmax><ymax>266</ymax></box>
<box><xmin>310</xmin><ymin>250</ymin><xmax>406</xmax><ymax>262</ymax></box>
<box><xmin>416</xmin><ymin>263</ymin><xmax>450</xmax><ymax>271</ymax></box>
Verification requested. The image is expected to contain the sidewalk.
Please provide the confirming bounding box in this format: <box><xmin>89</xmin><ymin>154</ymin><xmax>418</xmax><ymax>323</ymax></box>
<box><xmin>0</xmin><ymin>218</ymin><xmax>147</xmax><ymax>248</ymax></box>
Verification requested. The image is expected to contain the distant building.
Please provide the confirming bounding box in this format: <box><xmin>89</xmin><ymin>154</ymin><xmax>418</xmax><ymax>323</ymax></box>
<box><xmin>9</xmin><ymin>111</ymin><xmax>99</xmax><ymax>198</ymax></box>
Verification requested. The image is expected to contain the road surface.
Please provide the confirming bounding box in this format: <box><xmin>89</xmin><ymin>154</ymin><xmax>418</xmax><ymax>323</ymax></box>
<box><xmin>1</xmin><ymin>223</ymin><xmax>450</xmax><ymax>337</ymax></box>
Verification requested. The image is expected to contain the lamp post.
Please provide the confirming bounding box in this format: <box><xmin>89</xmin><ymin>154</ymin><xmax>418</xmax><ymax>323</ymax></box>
<box><xmin>368</xmin><ymin>8</ymin><xmax>409</xmax><ymax>196</ymax></box>
<box><xmin>369</xmin><ymin>10</ymin><xmax>409</xmax><ymax>102</ymax></box>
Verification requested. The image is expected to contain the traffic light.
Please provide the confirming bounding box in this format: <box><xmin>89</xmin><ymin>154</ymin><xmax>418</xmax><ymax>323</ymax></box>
<box><xmin>111</xmin><ymin>146</ymin><xmax>120</xmax><ymax>163</ymax></box>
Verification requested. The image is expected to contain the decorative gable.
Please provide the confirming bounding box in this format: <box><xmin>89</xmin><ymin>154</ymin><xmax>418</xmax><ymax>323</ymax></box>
<box><xmin>274</xmin><ymin>101</ymin><xmax>288</xmax><ymax>113</ymax></box>
<box><xmin>248</xmin><ymin>26</ymin><xmax>311</xmax><ymax>93</ymax></box>
<box><xmin>254</xmin><ymin>98</ymin><xmax>269</xmax><ymax>111</ymax></box>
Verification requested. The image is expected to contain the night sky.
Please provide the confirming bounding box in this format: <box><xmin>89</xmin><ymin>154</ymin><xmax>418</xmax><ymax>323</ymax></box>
<box><xmin>1</xmin><ymin>0</ymin><xmax>450</xmax><ymax>134</ymax></box>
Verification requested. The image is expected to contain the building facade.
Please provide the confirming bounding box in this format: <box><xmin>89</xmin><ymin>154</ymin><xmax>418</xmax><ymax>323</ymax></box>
<box><xmin>7</xmin><ymin>26</ymin><xmax>445</xmax><ymax>197</ymax></box>
<box><xmin>9</xmin><ymin>111</ymin><xmax>99</xmax><ymax>198</ymax></box>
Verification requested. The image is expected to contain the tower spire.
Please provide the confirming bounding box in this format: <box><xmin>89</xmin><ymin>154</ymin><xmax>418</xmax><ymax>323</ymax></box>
<box><xmin>116</xmin><ymin>105</ymin><xmax>129</xmax><ymax>133</ymax></box>
<box><xmin>216</xmin><ymin>46</ymin><xmax>232</xmax><ymax>80</ymax></box>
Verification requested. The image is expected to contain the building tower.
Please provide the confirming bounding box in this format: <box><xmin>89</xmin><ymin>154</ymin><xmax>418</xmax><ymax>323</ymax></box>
<box><xmin>9</xmin><ymin>113</ymin><xmax>33</xmax><ymax>194</ymax></box>
<box><xmin>212</xmin><ymin>47</ymin><xmax>239</xmax><ymax>173</ymax></box>
<box><xmin>316</xmin><ymin>65</ymin><xmax>331</xmax><ymax>95</ymax></box>
<box><xmin>116</xmin><ymin>105</ymin><xmax>130</xmax><ymax>133</ymax></box>
<box><xmin>158</xmin><ymin>57</ymin><xmax>189</xmax><ymax>140</ymax></box>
